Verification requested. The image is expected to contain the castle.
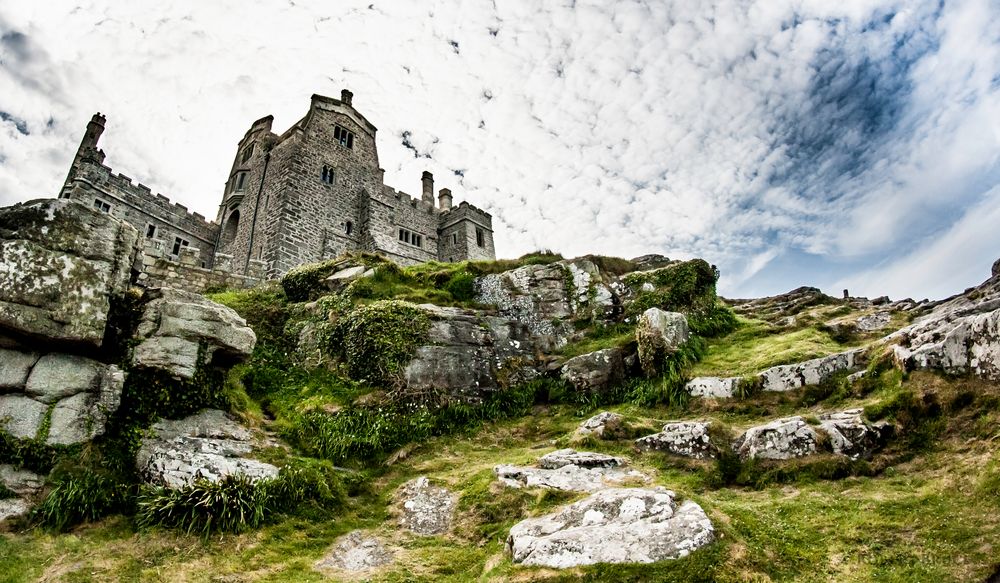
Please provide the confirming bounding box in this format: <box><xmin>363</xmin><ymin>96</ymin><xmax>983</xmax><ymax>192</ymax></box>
<box><xmin>58</xmin><ymin>90</ymin><xmax>496</xmax><ymax>284</ymax></box>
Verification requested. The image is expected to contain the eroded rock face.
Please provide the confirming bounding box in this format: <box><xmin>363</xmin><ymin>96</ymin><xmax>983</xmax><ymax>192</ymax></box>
<box><xmin>397</xmin><ymin>477</ymin><xmax>457</xmax><ymax>536</ymax></box>
<box><xmin>856</xmin><ymin>312</ymin><xmax>892</xmax><ymax>332</ymax></box>
<box><xmin>474</xmin><ymin>259</ymin><xmax>620</xmax><ymax>350</ymax></box>
<box><xmin>315</xmin><ymin>531</ymin><xmax>394</xmax><ymax>573</ymax></box>
<box><xmin>0</xmin><ymin>199</ymin><xmax>140</xmax><ymax>349</ymax></box>
<box><xmin>403</xmin><ymin>304</ymin><xmax>537</xmax><ymax>404</ymax></box>
<box><xmin>636</xmin><ymin>421</ymin><xmax>716</xmax><ymax>459</ymax></box>
<box><xmin>758</xmin><ymin>349</ymin><xmax>866</xmax><ymax>392</ymax></box>
<box><xmin>496</xmin><ymin>450</ymin><xmax>647</xmax><ymax>492</ymax></box>
<box><xmin>819</xmin><ymin>409</ymin><xmax>891</xmax><ymax>459</ymax></box>
<box><xmin>733</xmin><ymin>417</ymin><xmax>818</xmax><ymax>461</ymax></box>
<box><xmin>560</xmin><ymin>348</ymin><xmax>626</xmax><ymax>395</ymax></box>
<box><xmin>136</xmin><ymin>409</ymin><xmax>278</xmax><ymax>489</ymax></box>
<box><xmin>574</xmin><ymin>412</ymin><xmax>626</xmax><ymax>439</ymax></box>
<box><xmin>507</xmin><ymin>487</ymin><xmax>714</xmax><ymax>568</ymax></box>
<box><xmin>686</xmin><ymin>376</ymin><xmax>739</xmax><ymax>399</ymax></box>
<box><xmin>132</xmin><ymin>288</ymin><xmax>256</xmax><ymax>380</ymax></box>
<box><xmin>636</xmin><ymin>309</ymin><xmax>689</xmax><ymax>376</ymax></box>
<box><xmin>0</xmin><ymin>465</ymin><xmax>44</xmax><ymax>497</ymax></box>
<box><xmin>0</xmin><ymin>498</ymin><xmax>30</xmax><ymax>523</ymax></box>
<box><xmin>0</xmin><ymin>350</ymin><xmax>123</xmax><ymax>445</ymax></box>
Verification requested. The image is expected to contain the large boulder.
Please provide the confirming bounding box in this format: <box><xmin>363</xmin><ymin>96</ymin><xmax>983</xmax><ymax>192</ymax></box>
<box><xmin>819</xmin><ymin>409</ymin><xmax>891</xmax><ymax>459</ymax></box>
<box><xmin>573</xmin><ymin>411</ymin><xmax>626</xmax><ymax>439</ymax></box>
<box><xmin>403</xmin><ymin>305</ymin><xmax>536</xmax><ymax>404</ymax></box>
<box><xmin>560</xmin><ymin>348</ymin><xmax>626</xmax><ymax>395</ymax></box>
<box><xmin>733</xmin><ymin>417</ymin><xmax>818</xmax><ymax>461</ymax></box>
<box><xmin>0</xmin><ymin>348</ymin><xmax>39</xmax><ymax>389</ymax></box>
<box><xmin>495</xmin><ymin>449</ymin><xmax>648</xmax><ymax>492</ymax></box>
<box><xmin>0</xmin><ymin>199</ymin><xmax>140</xmax><ymax>349</ymax></box>
<box><xmin>396</xmin><ymin>477</ymin><xmax>457</xmax><ymax>536</ymax></box>
<box><xmin>474</xmin><ymin>259</ymin><xmax>620</xmax><ymax>350</ymax></box>
<box><xmin>758</xmin><ymin>349</ymin><xmax>867</xmax><ymax>392</ymax></box>
<box><xmin>636</xmin><ymin>308</ymin><xmax>689</xmax><ymax>376</ymax></box>
<box><xmin>506</xmin><ymin>487</ymin><xmax>714</xmax><ymax>568</ymax></box>
<box><xmin>685</xmin><ymin>376</ymin><xmax>739</xmax><ymax>399</ymax></box>
<box><xmin>132</xmin><ymin>288</ymin><xmax>257</xmax><ymax>380</ymax></box>
<box><xmin>0</xmin><ymin>350</ymin><xmax>123</xmax><ymax>445</ymax></box>
<box><xmin>636</xmin><ymin>421</ymin><xmax>716</xmax><ymax>459</ymax></box>
<box><xmin>136</xmin><ymin>409</ymin><xmax>278</xmax><ymax>489</ymax></box>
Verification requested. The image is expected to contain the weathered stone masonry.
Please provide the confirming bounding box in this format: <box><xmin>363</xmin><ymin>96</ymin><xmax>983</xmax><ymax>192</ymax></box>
<box><xmin>59</xmin><ymin>90</ymin><xmax>498</xmax><ymax>287</ymax></box>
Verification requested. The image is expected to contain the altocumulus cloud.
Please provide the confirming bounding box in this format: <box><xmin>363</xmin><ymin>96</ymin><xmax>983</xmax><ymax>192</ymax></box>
<box><xmin>0</xmin><ymin>0</ymin><xmax>997</xmax><ymax>299</ymax></box>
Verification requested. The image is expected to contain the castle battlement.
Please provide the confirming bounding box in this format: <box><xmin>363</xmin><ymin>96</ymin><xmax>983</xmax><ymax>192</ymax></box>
<box><xmin>59</xmin><ymin>90</ymin><xmax>498</xmax><ymax>281</ymax></box>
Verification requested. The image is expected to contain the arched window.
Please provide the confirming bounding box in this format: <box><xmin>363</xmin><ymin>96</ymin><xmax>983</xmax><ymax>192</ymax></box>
<box><xmin>345</xmin><ymin>221</ymin><xmax>353</xmax><ymax>235</ymax></box>
<box><xmin>220</xmin><ymin>210</ymin><xmax>241</xmax><ymax>251</ymax></box>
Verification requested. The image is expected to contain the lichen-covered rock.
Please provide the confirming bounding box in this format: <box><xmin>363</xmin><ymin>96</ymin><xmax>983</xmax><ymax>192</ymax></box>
<box><xmin>856</xmin><ymin>312</ymin><xmax>892</xmax><ymax>332</ymax></box>
<box><xmin>819</xmin><ymin>409</ymin><xmax>892</xmax><ymax>459</ymax></box>
<box><xmin>0</xmin><ymin>498</ymin><xmax>30</xmax><ymax>523</ymax></box>
<box><xmin>132</xmin><ymin>287</ymin><xmax>256</xmax><ymax>380</ymax></box>
<box><xmin>474</xmin><ymin>259</ymin><xmax>620</xmax><ymax>350</ymax></box>
<box><xmin>0</xmin><ymin>465</ymin><xmax>44</xmax><ymax>497</ymax></box>
<box><xmin>539</xmin><ymin>449</ymin><xmax>625</xmax><ymax>469</ymax></box>
<box><xmin>47</xmin><ymin>367</ymin><xmax>124</xmax><ymax>445</ymax></box>
<box><xmin>397</xmin><ymin>477</ymin><xmax>457</xmax><ymax>536</ymax></box>
<box><xmin>507</xmin><ymin>487</ymin><xmax>714</xmax><ymax>568</ymax></box>
<box><xmin>136</xmin><ymin>409</ymin><xmax>278</xmax><ymax>489</ymax></box>
<box><xmin>636</xmin><ymin>308</ymin><xmax>689</xmax><ymax>376</ymax></box>
<box><xmin>315</xmin><ymin>530</ymin><xmax>395</xmax><ymax>573</ymax></box>
<box><xmin>892</xmin><ymin>308</ymin><xmax>1000</xmax><ymax>381</ymax></box>
<box><xmin>0</xmin><ymin>199</ymin><xmax>140</xmax><ymax>349</ymax></box>
<box><xmin>733</xmin><ymin>417</ymin><xmax>818</xmax><ymax>460</ymax></box>
<box><xmin>636</xmin><ymin>421</ymin><xmax>716</xmax><ymax>459</ymax></box>
<box><xmin>496</xmin><ymin>450</ymin><xmax>646</xmax><ymax>492</ymax></box>
<box><xmin>685</xmin><ymin>376</ymin><xmax>739</xmax><ymax>398</ymax></box>
<box><xmin>729</xmin><ymin>287</ymin><xmax>838</xmax><ymax>326</ymax></box>
<box><xmin>560</xmin><ymin>348</ymin><xmax>626</xmax><ymax>395</ymax></box>
<box><xmin>24</xmin><ymin>354</ymin><xmax>104</xmax><ymax>404</ymax></box>
<box><xmin>574</xmin><ymin>411</ymin><xmax>626</xmax><ymax>439</ymax></box>
<box><xmin>0</xmin><ymin>348</ymin><xmax>39</xmax><ymax>389</ymax></box>
<box><xmin>758</xmin><ymin>349</ymin><xmax>866</xmax><ymax>392</ymax></box>
<box><xmin>0</xmin><ymin>395</ymin><xmax>47</xmax><ymax>439</ymax></box>
<box><xmin>403</xmin><ymin>304</ymin><xmax>536</xmax><ymax>404</ymax></box>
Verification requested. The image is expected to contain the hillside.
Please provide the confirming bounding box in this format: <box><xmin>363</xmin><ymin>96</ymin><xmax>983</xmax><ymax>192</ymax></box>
<box><xmin>1</xmin><ymin>200</ymin><xmax>999</xmax><ymax>582</ymax></box>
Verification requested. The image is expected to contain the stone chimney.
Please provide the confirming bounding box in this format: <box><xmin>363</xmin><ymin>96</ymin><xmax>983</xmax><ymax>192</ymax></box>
<box><xmin>341</xmin><ymin>89</ymin><xmax>353</xmax><ymax>106</ymax></box>
<box><xmin>421</xmin><ymin>171</ymin><xmax>434</xmax><ymax>205</ymax></box>
<box><xmin>438</xmin><ymin>188</ymin><xmax>453</xmax><ymax>211</ymax></box>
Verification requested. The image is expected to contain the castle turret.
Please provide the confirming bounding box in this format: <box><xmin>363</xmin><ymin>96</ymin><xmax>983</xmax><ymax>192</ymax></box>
<box><xmin>438</xmin><ymin>188</ymin><xmax>453</xmax><ymax>211</ymax></box>
<box><xmin>421</xmin><ymin>171</ymin><xmax>435</xmax><ymax>205</ymax></box>
<box><xmin>60</xmin><ymin>113</ymin><xmax>107</xmax><ymax>197</ymax></box>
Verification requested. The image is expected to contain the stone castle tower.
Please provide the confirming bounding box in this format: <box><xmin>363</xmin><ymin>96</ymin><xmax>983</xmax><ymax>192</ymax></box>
<box><xmin>60</xmin><ymin>90</ymin><xmax>496</xmax><ymax>280</ymax></box>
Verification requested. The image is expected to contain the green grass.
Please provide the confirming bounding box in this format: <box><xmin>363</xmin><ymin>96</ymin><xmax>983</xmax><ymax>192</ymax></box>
<box><xmin>690</xmin><ymin>316</ymin><xmax>863</xmax><ymax>378</ymax></box>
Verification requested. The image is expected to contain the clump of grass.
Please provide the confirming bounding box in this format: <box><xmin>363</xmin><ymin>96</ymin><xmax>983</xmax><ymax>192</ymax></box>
<box><xmin>340</xmin><ymin>300</ymin><xmax>430</xmax><ymax>386</ymax></box>
<box><xmin>625</xmin><ymin>338</ymin><xmax>706</xmax><ymax>408</ymax></box>
<box><xmin>32</xmin><ymin>468</ymin><xmax>134</xmax><ymax>531</ymax></box>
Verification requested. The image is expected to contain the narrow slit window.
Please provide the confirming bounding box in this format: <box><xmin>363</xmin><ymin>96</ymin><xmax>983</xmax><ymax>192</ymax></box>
<box><xmin>476</xmin><ymin>228</ymin><xmax>484</xmax><ymax>247</ymax></box>
<box><xmin>452</xmin><ymin>233</ymin><xmax>458</xmax><ymax>245</ymax></box>
<box><xmin>345</xmin><ymin>221</ymin><xmax>353</xmax><ymax>235</ymax></box>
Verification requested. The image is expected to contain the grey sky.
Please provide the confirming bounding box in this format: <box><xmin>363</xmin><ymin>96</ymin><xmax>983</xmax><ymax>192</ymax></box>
<box><xmin>1</xmin><ymin>0</ymin><xmax>998</xmax><ymax>300</ymax></box>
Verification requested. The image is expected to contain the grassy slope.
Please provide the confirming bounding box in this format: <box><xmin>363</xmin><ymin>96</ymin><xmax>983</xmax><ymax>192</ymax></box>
<box><xmin>2</xmin><ymin>372</ymin><xmax>999</xmax><ymax>583</ymax></box>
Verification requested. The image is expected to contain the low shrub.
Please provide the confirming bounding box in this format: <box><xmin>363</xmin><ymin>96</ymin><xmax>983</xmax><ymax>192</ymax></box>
<box><xmin>340</xmin><ymin>300</ymin><xmax>430</xmax><ymax>386</ymax></box>
<box><xmin>625</xmin><ymin>338</ymin><xmax>706</xmax><ymax>408</ymax></box>
<box><xmin>32</xmin><ymin>468</ymin><xmax>134</xmax><ymax>531</ymax></box>
<box><xmin>136</xmin><ymin>474</ymin><xmax>268</xmax><ymax>536</ymax></box>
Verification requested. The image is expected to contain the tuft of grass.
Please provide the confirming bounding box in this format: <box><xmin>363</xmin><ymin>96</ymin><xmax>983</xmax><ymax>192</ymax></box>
<box><xmin>32</xmin><ymin>467</ymin><xmax>134</xmax><ymax>532</ymax></box>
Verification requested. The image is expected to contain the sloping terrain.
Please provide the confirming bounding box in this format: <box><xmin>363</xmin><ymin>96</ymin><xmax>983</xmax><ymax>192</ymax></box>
<box><xmin>2</xmin><ymin>251</ymin><xmax>999</xmax><ymax>583</ymax></box>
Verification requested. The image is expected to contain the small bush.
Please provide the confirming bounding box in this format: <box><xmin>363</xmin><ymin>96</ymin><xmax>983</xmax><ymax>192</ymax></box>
<box><xmin>136</xmin><ymin>474</ymin><xmax>269</xmax><ymax>536</ymax></box>
<box><xmin>626</xmin><ymin>338</ymin><xmax>705</xmax><ymax>407</ymax></box>
<box><xmin>33</xmin><ymin>468</ymin><xmax>134</xmax><ymax>531</ymax></box>
<box><xmin>341</xmin><ymin>300</ymin><xmax>430</xmax><ymax>386</ymax></box>
<box><xmin>281</xmin><ymin>259</ymin><xmax>345</xmax><ymax>302</ymax></box>
<box><xmin>444</xmin><ymin>270</ymin><xmax>476</xmax><ymax>302</ymax></box>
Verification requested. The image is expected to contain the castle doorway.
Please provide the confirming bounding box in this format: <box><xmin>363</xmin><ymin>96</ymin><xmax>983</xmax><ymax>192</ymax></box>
<box><xmin>220</xmin><ymin>210</ymin><xmax>240</xmax><ymax>253</ymax></box>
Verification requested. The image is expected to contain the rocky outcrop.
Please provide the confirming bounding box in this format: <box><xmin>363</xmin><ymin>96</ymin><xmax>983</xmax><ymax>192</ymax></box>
<box><xmin>315</xmin><ymin>530</ymin><xmax>395</xmax><ymax>573</ymax></box>
<box><xmin>474</xmin><ymin>258</ymin><xmax>621</xmax><ymax>350</ymax></box>
<box><xmin>636</xmin><ymin>421</ymin><xmax>716</xmax><ymax>459</ymax></box>
<box><xmin>325</xmin><ymin>265</ymin><xmax>374</xmax><ymax>291</ymax></box>
<box><xmin>403</xmin><ymin>304</ymin><xmax>537</xmax><ymax>404</ymax></box>
<box><xmin>856</xmin><ymin>311</ymin><xmax>892</xmax><ymax>332</ymax></box>
<box><xmin>819</xmin><ymin>409</ymin><xmax>892</xmax><ymax>459</ymax></box>
<box><xmin>728</xmin><ymin>286</ymin><xmax>837</xmax><ymax>326</ymax></box>
<box><xmin>397</xmin><ymin>477</ymin><xmax>457</xmax><ymax>536</ymax></box>
<box><xmin>686</xmin><ymin>348</ymin><xmax>866</xmax><ymax>399</ymax></box>
<box><xmin>507</xmin><ymin>487</ymin><xmax>714</xmax><ymax>568</ymax></box>
<box><xmin>136</xmin><ymin>409</ymin><xmax>278</xmax><ymax>489</ymax></box>
<box><xmin>891</xmin><ymin>306</ymin><xmax>1000</xmax><ymax>381</ymax></box>
<box><xmin>574</xmin><ymin>411</ymin><xmax>626</xmax><ymax>439</ymax></box>
<box><xmin>0</xmin><ymin>199</ymin><xmax>140</xmax><ymax>349</ymax></box>
<box><xmin>496</xmin><ymin>449</ymin><xmax>648</xmax><ymax>492</ymax></box>
<box><xmin>560</xmin><ymin>348</ymin><xmax>627</xmax><ymax>395</ymax></box>
<box><xmin>636</xmin><ymin>309</ymin><xmax>689</xmax><ymax>376</ymax></box>
<box><xmin>0</xmin><ymin>465</ymin><xmax>44</xmax><ymax>524</ymax></box>
<box><xmin>0</xmin><ymin>351</ymin><xmax>123</xmax><ymax>445</ymax></box>
<box><xmin>132</xmin><ymin>287</ymin><xmax>256</xmax><ymax>380</ymax></box>
<box><xmin>732</xmin><ymin>417</ymin><xmax>818</xmax><ymax>461</ymax></box>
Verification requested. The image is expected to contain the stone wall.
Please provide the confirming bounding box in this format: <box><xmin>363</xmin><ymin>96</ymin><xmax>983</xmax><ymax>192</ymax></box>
<box><xmin>366</xmin><ymin>185</ymin><xmax>441</xmax><ymax>265</ymax></box>
<box><xmin>62</xmin><ymin>160</ymin><xmax>220</xmax><ymax>266</ymax></box>
<box><xmin>138</xmin><ymin>246</ymin><xmax>262</xmax><ymax>294</ymax></box>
